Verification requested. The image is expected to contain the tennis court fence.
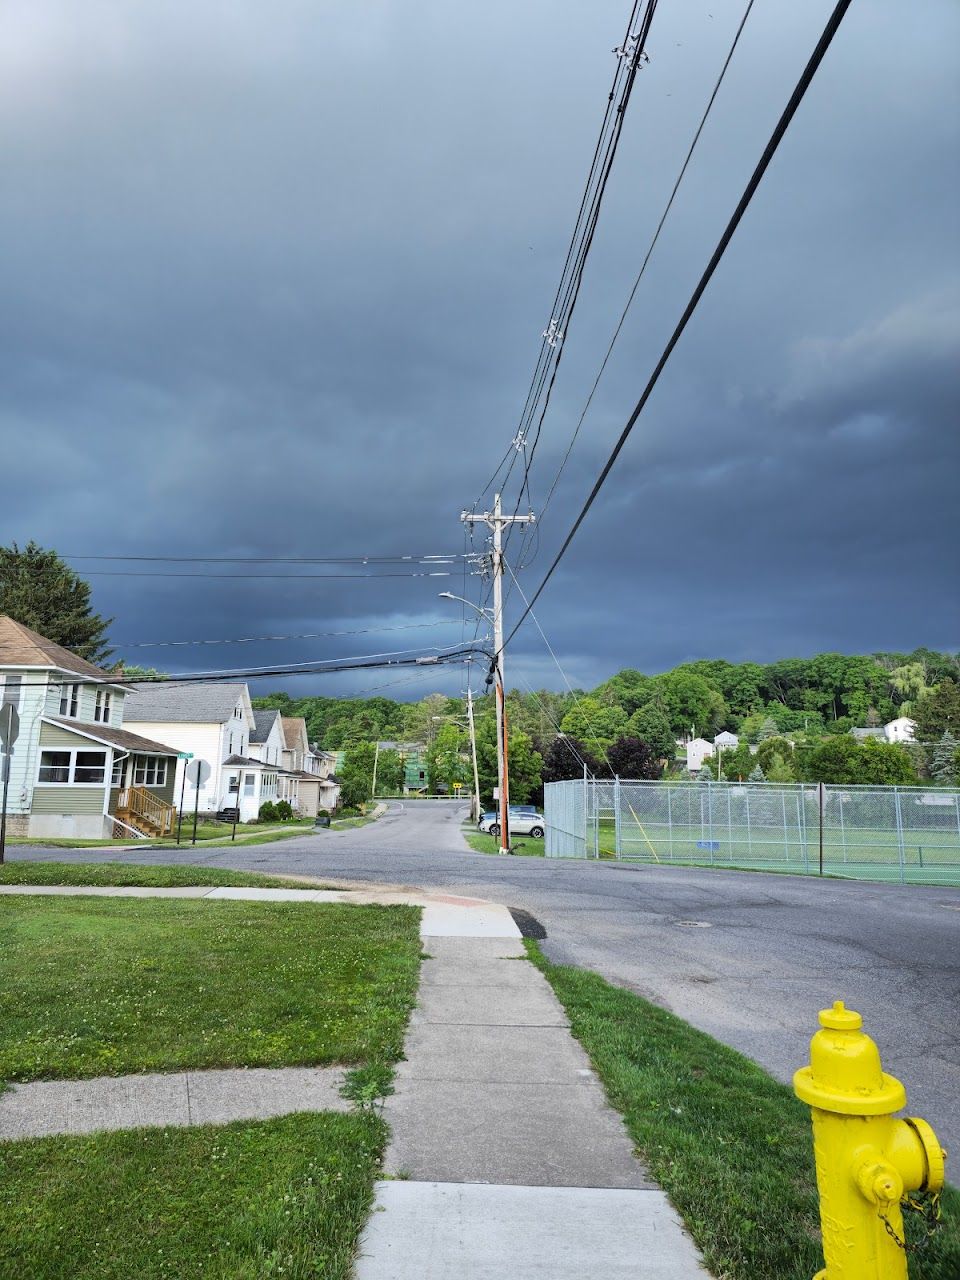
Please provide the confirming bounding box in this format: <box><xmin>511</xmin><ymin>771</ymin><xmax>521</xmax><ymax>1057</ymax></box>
<box><xmin>544</xmin><ymin>777</ymin><xmax>960</xmax><ymax>885</ymax></box>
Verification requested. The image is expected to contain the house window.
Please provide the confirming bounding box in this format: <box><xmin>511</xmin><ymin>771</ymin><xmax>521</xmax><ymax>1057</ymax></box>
<box><xmin>133</xmin><ymin>756</ymin><xmax>167</xmax><ymax>787</ymax></box>
<box><xmin>58</xmin><ymin>683</ymin><xmax>79</xmax><ymax>717</ymax></box>
<box><xmin>2</xmin><ymin>674</ymin><xmax>22</xmax><ymax>708</ymax></box>
<box><xmin>244</xmin><ymin>773</ymin><xmax>255</xmax><ymax>796</ymax></box>
<box><xmin>94</xmin><ymin>690</ymin><xmax>112</xmax><ymax>723</ymax></box>
<box><xmin>111</xmin><ymin>756</ymin><xmax>124</xmax><ymax>786</ymax></box>
<box><xmin>74</xmin><ymin>752</ymin><xmax>107</xmax><ymax>784</ymax></box>
<box><xmin>38</xmin><ymin>751</ymin><xmax>71</xmax><ymax>783</ymax></box>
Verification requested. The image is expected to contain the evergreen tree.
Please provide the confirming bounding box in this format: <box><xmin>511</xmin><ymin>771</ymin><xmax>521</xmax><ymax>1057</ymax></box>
<box><xmin>0</xmin><ymin>541</ymin><xmax>113</xmax><ymax>662</ymax></box>
<box><xmin>931</xmin><ymin>731</ymin><xmax>960</xmax><ymax>786</ymax></box>
<box><xmin>697</xmin><ymin>765</ymin><xmax>713</xmax><ymax>781</ymax></box>
<box><xmin>757</xmin><ymin>716</ymin><xmax>779</xmax><ymax>741</ymax></box>
<box><xmin>748</xmin><ymin>764</ymin><xmax>766</xmax><ymax>782</ymax></box>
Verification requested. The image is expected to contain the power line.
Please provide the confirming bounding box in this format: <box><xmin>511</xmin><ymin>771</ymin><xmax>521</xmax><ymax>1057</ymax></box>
<box><xmin>67</xmin><ymin>554</ymin><xmax>473</xmax><ymax>565</ymax></box>
<box><xmin>79</xmin><ymin>570</ymin><xmax>461</xmax><ymax>580</ymax></box>
<box><xmin>5</xmin><ymin>648</ymin><xmax>494</xmax><ymax>691</ymax></box>
<box><xmin>114</xmin><ymin>620</ymin><xmax>465</xmax><ymax>648</ymax></box>
<box><xmin>474</xmin><ymin>0</ymin><xmax>657</xmax><ymax>510</ymax></box>
<box><xmin>505</xmin><ymin>0</ymin><xmax>855</xmax><ymax>651</ymax></box>
<box><xmin>534</xmin><ymin>0</ymin><xmax>758</xmax><ymax>537</ymax></box>
<box><xmin>503</xmin><ymin>557</ymin><xmax>612</xmax><ymax>773</ymax></box>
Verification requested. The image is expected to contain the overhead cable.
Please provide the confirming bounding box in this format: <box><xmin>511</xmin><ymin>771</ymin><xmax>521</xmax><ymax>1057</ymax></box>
<box><xmin>504</xmin><ymin>0</ymin><xmax>855</xmax><ymax>651</ymax></box>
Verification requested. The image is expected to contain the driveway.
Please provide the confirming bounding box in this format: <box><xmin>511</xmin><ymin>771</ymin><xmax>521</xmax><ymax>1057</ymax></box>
<box><xmin>14</xmin><ymin>798</ymin><xmax>960</xmax><ymax>1158</ymax></box>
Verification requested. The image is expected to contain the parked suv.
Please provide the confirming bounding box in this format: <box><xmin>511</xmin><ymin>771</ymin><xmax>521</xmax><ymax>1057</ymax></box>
<box><xmin>478</xmin><ymin>807</ymin><xmax>545</xmax><ymax>839</ymax></box>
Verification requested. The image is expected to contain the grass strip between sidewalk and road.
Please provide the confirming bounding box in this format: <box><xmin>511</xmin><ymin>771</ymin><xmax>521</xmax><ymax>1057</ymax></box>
<box><xmin>527</xmin><ymin>941</ymin><xmax>959</xmax><ymax>1280</ymax></box>
<box><xmin>0</xmin><ymin>1111</ymin><xmax>384</xmax><ymax>1280</ymax></box>
<box><xmin>0</xmin><ymin>861</ymin><xmax>326</xmax><ymax>889</ymax></box>
<box><xmin>461</xmin><ymin>825</ymin><xmax>545</xmax><ymax>857</ymax></box>
<box><xmin>0</xmin><ymin>899</ymin><xmax>421</xmax><ymax>1083</ymax></box>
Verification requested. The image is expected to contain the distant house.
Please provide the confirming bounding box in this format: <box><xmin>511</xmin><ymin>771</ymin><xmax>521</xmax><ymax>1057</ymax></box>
<box><xmin>851</xmin><ymin>727</ymin><xmax>885</xmax><ymax>742</ymax></box>
<box><xmin>0</xmin><ymin>617</ymin><xmax>178</xmax><ymax>839</ymax></box>
<box><xmin>686</xmin><ymin>738</ymin><xmax>715</xmax><ymax>772</ymax></box>
<box><xmin>277</xmin><ymin>717</ymin><xmax>340</xmax><ymax>815</ymax></box>
<box><xmin>713</xmin><ymin>731</ymin><xmax>739</xmax><ymax>749</ymax></box>
<box><xmin>884</xmin><ymin>717</ymin><xmax>916</xmax><ymax>744</ymax></box>
<box><xmin>124</xmin><ymin>682</ymin><xmax>255</xmax><ymax>815</ymax></box>
<box><xmin>248</xmin><ymin>709</ymin><xmax>286</xmax><ymax>767</ymax></box>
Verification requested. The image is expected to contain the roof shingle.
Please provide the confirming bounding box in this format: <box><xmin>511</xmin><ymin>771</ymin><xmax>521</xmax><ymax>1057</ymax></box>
<box><xmin>124</xmin><ymin>682</ymin><xmax>247</xmax><ymax>724</ymax></box>
<box><xmin>0</xmin><ymin>616</ymin><xmax>117</xmax><ymax>681</ymax></box>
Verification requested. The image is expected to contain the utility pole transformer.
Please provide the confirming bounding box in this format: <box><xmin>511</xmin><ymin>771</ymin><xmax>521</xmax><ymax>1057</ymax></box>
<box><xmin>461</xmin><ymin>492</ymin><xmax>535</xmax><ymax>854</ymax></box>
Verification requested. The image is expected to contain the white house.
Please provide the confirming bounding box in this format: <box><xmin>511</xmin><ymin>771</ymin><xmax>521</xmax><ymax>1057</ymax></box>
<box><xmin>248</xmin><ymin>709</ymin><xmax>286</xmax><ymax>766</ymax></box>
<box><xmin>884</xmin><ymin>717</ymin><xmax>916</xmax><ymax>744</ymax></box>
<box><xmin>713</xmin><ymin>731</ymin><xmax>739</xmax><ymax>749</ymax></box>
<box><xmin>220</xmin><ymin>753</ymin><xmax>280</xmax><ymax>822</ymax></box>
<box><xmin>124</xmin><ymin>682</ymin><xmax>255</xmax><ymax>815</ymax></box>
<box><xmin>0</xmin><ymin>616</ymin><xmax>179</xmax><ymax>838</ymax></box>
<box><xmin>686</xmin><ymin>737</ymin><xmax>715</xmax><ymax>772</ymax></box>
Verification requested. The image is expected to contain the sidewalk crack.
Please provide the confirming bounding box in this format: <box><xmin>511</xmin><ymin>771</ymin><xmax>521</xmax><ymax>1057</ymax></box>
<box><xmin>184</xmin><ymin>1072</ymin><xmax>193</xmax><ymax>1125</ymax></box>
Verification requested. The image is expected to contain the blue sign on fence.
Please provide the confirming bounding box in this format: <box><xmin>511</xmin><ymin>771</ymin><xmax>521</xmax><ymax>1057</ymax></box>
<box><xmin>696</xmin><ymin>840</ymin><xmax>721</xmax><ymax>851</ymax></box>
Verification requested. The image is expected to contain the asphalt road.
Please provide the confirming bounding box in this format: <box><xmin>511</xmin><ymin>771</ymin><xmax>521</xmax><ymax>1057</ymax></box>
<box><xmin>14</xmin><ymin>799</ymin><xmax>960</xmax><ymax>1160</ymax></box>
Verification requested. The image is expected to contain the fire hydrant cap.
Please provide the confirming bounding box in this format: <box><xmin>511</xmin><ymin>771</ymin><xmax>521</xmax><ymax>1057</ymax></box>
<box><xmin>819</xmin><ymin>1000</ymin><xmax>862</xmax><ymax>1031</ymax></box>
<box><xmin>793</xmin><ymin>1000</ymin><xmax>908</xmax><ymax>1115</ymax></box>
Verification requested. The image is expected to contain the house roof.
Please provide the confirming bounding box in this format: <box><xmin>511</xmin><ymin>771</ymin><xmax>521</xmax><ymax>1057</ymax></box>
<box><xmin>851</xmin><ymin>726</ymin><xmax>885</xmax><ymax>740</ymax></box>
<box><xmin>250</xmin><ymin>709</ymin><xmax>282</xmax><ymax>744</ymax></box>
<box><xmin>281</xmin><ymin>717</ymin><xmax>309</xmax><ymax>750</ymax></box>
<box><xmin>222</xmin><ymin>754</ymin><xmax>273</xmax><ymax>768</ymax></box>
<box><xmin>124</xmin><ymin>682</ymin><xmax>247</xmax><ymax>724</ymax></box>
<box><xmin>0</xmin><ymin>616</ymin><xmax>117</xmax><ymax>682</ymax></box>
<box><xmin>45</xmin><ymin>717</ymin><xmax>179</xmax><ymax>755</ymax></box>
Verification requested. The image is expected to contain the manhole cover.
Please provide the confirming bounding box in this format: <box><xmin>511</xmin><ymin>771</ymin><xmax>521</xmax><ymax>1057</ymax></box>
<box><xmin>675</xmin><ymin>920</ymin><xmax>712</xmax><ymax>928</ymax></box>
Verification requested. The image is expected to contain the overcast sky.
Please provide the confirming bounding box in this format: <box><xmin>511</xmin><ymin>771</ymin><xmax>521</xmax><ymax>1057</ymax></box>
<box><xmin>2</xmin><ymin>0</ymin><xmax>957</xmax><ymax>698</ymax></box>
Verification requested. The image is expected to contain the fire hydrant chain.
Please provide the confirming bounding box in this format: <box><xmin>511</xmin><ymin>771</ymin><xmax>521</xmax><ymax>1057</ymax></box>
<box><xmin>879</xmin><ymin>1189</ymin><xmax>943</xmax><ymax>1254</ymax></box>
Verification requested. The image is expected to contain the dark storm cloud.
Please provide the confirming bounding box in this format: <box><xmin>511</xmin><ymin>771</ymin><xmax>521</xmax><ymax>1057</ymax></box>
<box><xmin>1</xmin><ymin>0</ymin><xmax>957</xmax><ymax>695</ymax></box>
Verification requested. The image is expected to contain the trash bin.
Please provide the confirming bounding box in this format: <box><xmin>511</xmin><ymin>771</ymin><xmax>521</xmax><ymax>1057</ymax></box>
<box><xmin>314</xmin><ymin>814</ymin><xmax>331</xmax><ymax>830</ymax></box>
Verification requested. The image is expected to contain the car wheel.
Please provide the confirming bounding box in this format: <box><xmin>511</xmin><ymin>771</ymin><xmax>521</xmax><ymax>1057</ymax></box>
<box><xmin>490</xmin><ymin>823</ymin><xmax>500</xmax><ymax>838</ymax></box>
<box><xmin>531</xmin><ymin>826</ymin><xmax>544</xmax><ymax>838</ymax></box>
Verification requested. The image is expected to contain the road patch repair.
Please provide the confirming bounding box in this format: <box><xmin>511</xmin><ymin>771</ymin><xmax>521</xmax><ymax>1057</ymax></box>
<box><xmin>0</xmin><ymin>881</ymin><xmax>706</xmax><ymax>1277</ymax></box>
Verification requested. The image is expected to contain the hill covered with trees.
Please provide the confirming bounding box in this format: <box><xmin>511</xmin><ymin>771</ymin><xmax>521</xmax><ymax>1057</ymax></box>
<box><xmin>254</xmin><ymin>646</ymin><xmax>960</xmax><ymax>792</ymax></box>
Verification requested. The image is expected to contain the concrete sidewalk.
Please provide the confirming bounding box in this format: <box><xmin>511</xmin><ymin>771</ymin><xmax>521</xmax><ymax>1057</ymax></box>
<box><xmin>0</xmin><ymin>1066</ymin><xmax>349</xmax><ymax>1139</ymax></box>
<box><xmin>357</xmin><ymin>924</ymin><xmax>708</xmax><ymax>1278</ymax></box>
<box><xmin>2</xmin><ymin>878</ymin><xmax>708</xmax><ymax>1275</ymax></box>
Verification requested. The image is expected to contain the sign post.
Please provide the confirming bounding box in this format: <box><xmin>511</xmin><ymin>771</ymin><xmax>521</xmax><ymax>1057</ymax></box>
<box><xmin>184</xmin><ymin>758</ymin><xmax>211</xmax><ymax>848</ymax></box>
<box><xmin>0</xmin><ymin>704</ymin><xmax>21</xmax><ymax>865</ymax></box>
<box><xmin>175</xmin><ymin>753</ymin><xmax>193</xmax><ymax>846</ymax></box>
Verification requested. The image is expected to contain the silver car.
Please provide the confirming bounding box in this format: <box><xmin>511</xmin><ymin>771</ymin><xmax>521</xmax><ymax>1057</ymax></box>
<box><xmin>478</xmin><ymin>808</ymin><xmax>545</xmax><ymax>838</ymax></box>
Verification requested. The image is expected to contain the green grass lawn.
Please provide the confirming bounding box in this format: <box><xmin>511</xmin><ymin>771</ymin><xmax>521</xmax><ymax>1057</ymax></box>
<box><xmin>528</xmin><ymin>942</ymin><xmax>959</xmax><ymax>1280</ymax></box>
<box><xmin>461</xmin><ymin>825</ymin><xmax>545</xmax><ymax>857</ymax></box>
<box><xmin>0</xmin><ymin>861</ymin><xmax>322</xmax><ymax>889</ymax></box>
<box><xmin>0</xmin><ymin>1112</ymin><xmax>384</xmax><ymax>1280</ymax></box>
<box><xmin>0</xmin><ymin>898</ymin><xmax>421</xmax><ymax>1082</ymax></box>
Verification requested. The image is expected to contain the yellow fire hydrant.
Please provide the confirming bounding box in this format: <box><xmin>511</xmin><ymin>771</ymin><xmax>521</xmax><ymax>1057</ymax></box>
<box><xmin>794</xmin><ymin>1000</ymin><xmax>946</xmax><ymax>1279</ymax></box>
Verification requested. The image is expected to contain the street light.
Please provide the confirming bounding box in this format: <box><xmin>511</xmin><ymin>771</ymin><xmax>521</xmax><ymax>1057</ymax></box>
<box><xmin>437</xmin><ymin>594</ymin><xmax>487</xmax><ymax>827</ymax></box>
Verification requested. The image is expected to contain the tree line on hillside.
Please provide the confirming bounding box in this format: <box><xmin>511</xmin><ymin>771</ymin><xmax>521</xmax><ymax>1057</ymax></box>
<box><xmin>2</xmin><ymin>542</ymin><xmax>958</xmax><ymax>794</ymax></box>
<box><xmin>258</xmin><ymin>651</ymin><xmax>960</xmax><ymax>798</ymax></box>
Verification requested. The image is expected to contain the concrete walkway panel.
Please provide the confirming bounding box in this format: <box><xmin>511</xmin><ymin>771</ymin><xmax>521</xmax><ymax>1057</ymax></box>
<box><xmin>0</xmin><ymin>1066</ymin><xmax>349</xmax><ymax>1140</ymax></box>
<box><xmin>383</xmin><ymin>1079</ymin><xmax>652</xmax><ymax>1188</ymax></box>
<box><xmin>413</xmin><ymin>983</ymin><xmax>568</xmax><ymax>1027</ymax></box>
<box><xmin>355</xmin><ymin>1181</ymin><xmax>708</xmax><ymax>1279</ymax></box>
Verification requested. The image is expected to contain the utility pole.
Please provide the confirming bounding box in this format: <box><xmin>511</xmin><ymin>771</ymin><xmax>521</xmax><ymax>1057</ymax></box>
<box><xmin>465</xmin><ymin>687</ymin><xmax>481</xmax><ymax>823</ymax></box>
<box><xmin>461</xmin><ymin>492</ymin><xmax>535</xmax><ymax>854</ymax></box>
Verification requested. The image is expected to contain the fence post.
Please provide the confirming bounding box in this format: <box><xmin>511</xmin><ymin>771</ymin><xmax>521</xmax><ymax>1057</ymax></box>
<box><xmin>818</xmin><ymin>782</ymin><xmax>825</xmax><ymax>877</ymax></box>
<box><xmin>593</xmin><ymin>781</ymin><xmax>600</xmax><ymax>859</ymax></box>
<box><xmin>798</xmin><ymin>790</ymin><xmax>809</xmax><ymax>874</ymax></box>
<box><xmin>614</xmin><ymin>775</ymin><xmax>622</xmax><ymax>859</ymax></box>
<box><xmin>894</xmin><ymin>786</ymin><xmax>906</xmax><ymax>884</ymax></box>
<box><xmin>666</xmin><ymin>784</ymin><xmax>674</xmax><ymax>861</ymax></box>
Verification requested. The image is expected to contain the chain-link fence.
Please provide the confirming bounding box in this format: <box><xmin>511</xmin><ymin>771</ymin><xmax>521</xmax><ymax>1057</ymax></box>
<box><xmin>544</xmin><ymin>778</ymin><xmax>960</xmax><ymax>885</ymax></box>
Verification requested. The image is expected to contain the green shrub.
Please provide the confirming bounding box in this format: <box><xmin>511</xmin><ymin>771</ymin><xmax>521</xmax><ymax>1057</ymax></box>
<box><xmin>258</xmin><ymin>801</ymin><xmax>278</xmax><ymax>823</ymax></box>
<box><xmin>275</xmin><ymin>800</ymin><xmax>294</xmax><ymax>821</ymax></box>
